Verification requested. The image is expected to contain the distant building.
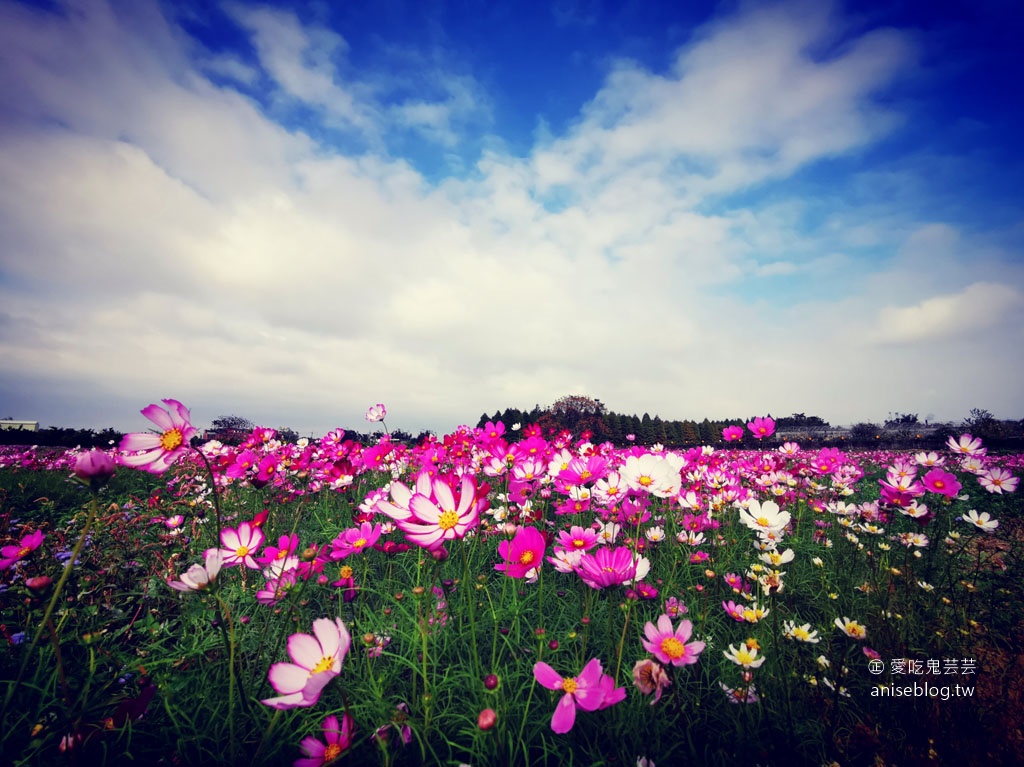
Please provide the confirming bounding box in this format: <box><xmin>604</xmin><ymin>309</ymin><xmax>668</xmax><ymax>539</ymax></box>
<box><xmin>0</xmin><ymin>420</ymin><xmax>39</xmax><ymax>431</ymax></box>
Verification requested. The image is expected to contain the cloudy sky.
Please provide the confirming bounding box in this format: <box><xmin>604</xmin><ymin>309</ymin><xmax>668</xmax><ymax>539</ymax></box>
<box><xmin>1</xmin><ymin>0</ymin><xmax>1022</xmax><ymax>437</ymax></box>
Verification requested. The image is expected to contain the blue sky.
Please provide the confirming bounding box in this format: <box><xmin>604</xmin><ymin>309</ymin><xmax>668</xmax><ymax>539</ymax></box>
<box><xmin>1</xmin><ymin>0</ymin><xmax>1022</xmax><ymax>437</ymax></box>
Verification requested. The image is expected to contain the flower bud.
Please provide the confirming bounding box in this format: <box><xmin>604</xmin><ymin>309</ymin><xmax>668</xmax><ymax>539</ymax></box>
<box><xmin>477</xmin><ymin>708</ymin><xmax>497</xmax><ymax>731</ymax></box>
<box><xmin>483</xmin><ymin>674</ymin><xmax>500</xmax><ymax>690</ymax></box>
<box><xmin>74</xmin><ymin>449</ymin><xmax>116</xmax><ymax>489</ymax></box>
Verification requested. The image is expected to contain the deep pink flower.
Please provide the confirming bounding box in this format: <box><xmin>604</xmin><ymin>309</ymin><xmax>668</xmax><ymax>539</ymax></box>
<box><xmin>262</xmin><ymin>617</ymin><xmax>351</xmax><ymax>710</ymax></box>
<box><xmin>576</xmin><ymin>545</ymin><xmax>638</xmax><ymax>589</ymax></box>
<box><xmin>722</xmin><ymin>425</ymin><xmax>744</xmax><ymax>442</ymax></box>
<box><xmin>554</xmin><ymin>526</ymin><xmax>599</xmax><ymax>553</ymax></box>
<box><xmin>642</xmin><ymin>614</ymin><xmax>705</xmax><ymax>666</ymax></box>
<box><xmin>119</xmin><ymin>399</ymin><xmax>197</xmax><ymax>474</ymax></box>
<box><xmin>747</xmin><ymin>416</ymin><xmax>775</xmax><ymax>440</ymax></box>
<box><xmin>294</xmin><ymin>712</ymin><xmax>353</xmax><ymax>767</ymax></box>
<box><xmin>922</xmin><ymin>468</ymin><xmax>962</xmax><ymax>498</ymax></box>
<box><xmin>495</xmin><ymin>526</ymin><xmax>546</xmax><ymax>578</ymax></box>
<box><xmin>533</xmin><ymin>658</ymin><xmax>607</xmax><ymax>733</ymax></box>
<box><xmin>0</xmin><ymin>529</ymin><xmax>45</xmax><ymax>570</ymax></box>
<box><xmin>329</xmin><ymin>522</ymin><xmax>382</xmax><ymax>560</ymax></box>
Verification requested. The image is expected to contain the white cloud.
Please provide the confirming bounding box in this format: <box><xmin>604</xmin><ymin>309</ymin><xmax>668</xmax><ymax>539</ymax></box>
<box><xmin>869</xmin><ymin>282</ymin><xmax>1024</xmax><ymax>345</ymax></box>
<box><xmin>0</xmin><ymin>0</ymin><xmax>1020</xmax><ymax>433</ymax></box>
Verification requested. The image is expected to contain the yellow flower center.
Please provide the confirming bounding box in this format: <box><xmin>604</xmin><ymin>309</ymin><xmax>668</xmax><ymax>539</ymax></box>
<box><xmin>572</xmin><ymin>539</ymin><xmax>586</xmax><ymax>548</ymax></box>
<box><xmin>310</xmin><ymin>655</ymin><xmax>335</xmax><ymax>675</ymax></box>
<box><xmin>160</xmin><ymin>428</ymin><xmax>183</xmax><ymax>451</ymax></box>
<box><xmin>794</xmin><ymin>628</ymin><xmax>809</xmax><ymax>640</ymax></box>
<box><xmin>756</xmin><ymin>517</ymin><xmax>770</xmax><ymax>527</ymax></box>
<box><xmin>438</xmin><ymin>510</ymin><xmax>459</xmax><ymax>531</ymax></box>
<box><xmin>323</xmin><ymin>743</ymin><xmax>343</xmax><ymax>762</ymax></box>
<box><xmin>353</xmin><ymin>538</ymin><xmax>367</xmax><ymax>549</ymax></box>
<box><xmin>340</xmin><ymin>566</ymin><xmax>353</xmax><ymax>579</ymax></box>
<box><xmin>735</xmin><ymin>648</ymin><xmax>755</xmax><ymax>664</ymax></box>
<box><xmin>561</xmin><ymin>678</ymin><xmax>577</xmax><ymax>694</ymax></box>
<box><xmin>18</xmin><ymin>546</ymin><xmax>31</xmax><ymax>557</ymax></box>
<box><xmin>660</xmin><ymin>637</ymin><xmax>686</xmax><ymax>660</ymax></box>
<box><xmin>519</xmin><ymin>551</ymin><xmax>535</xmax><ymax>565</ymax></box>
<box><xmin>275</xmin><ymin>549</ymin><xmax>288</xmax><ymax>560</ymax></box>
<box><xmin>235</xmin><ymin>545</ymin><xmax>249</xmax><ymax>558</ymax></box>
<box><xmin>638</xmin><ymin>475</ymin><xmax>653</xmax><ymax>487</ymax></box>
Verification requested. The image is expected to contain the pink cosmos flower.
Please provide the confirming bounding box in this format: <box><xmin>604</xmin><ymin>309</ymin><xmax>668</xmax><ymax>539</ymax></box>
<box><xmin>632</xmin><ymin>658</ymin><xmax>671</xmax><ymax>705</ymax></box>
<box><xmin>722</xmin><ymin>600</ymin><xmax>747</xmax><ymax>622</ymax></box>
<box><xmin>921</xmin><ymin>468</ymin><xmax>962</xmax><ymax>498</ymax></box>
<box><xmin>258</xmin><ymin>534</ymin><xmax>301</xmax><ymax>568</ymax></box>
<box><xmin>396</xmin><ymin>475</ymin><xmax>483</xmax><ymax>551</ymax></box>
<box><xmin>119</xmin><ymin>399</ymin><xmax>197</xmax><ymax>474</ymax></box>
<box><xmin>747</xmin><ymin>416</ymin><xmax>775</xmax><ymax>440</ymax></box>
<box><xmin>295</xmin><ymin>713</ymin><xmax>354</xmax><ymax>767</ymax></box>
<box><xmin>329</xmin><ymin>522</ymin><xmax>383</xmax><ymax>560</ymax></box>
<box><xmin>555</xmin><ymin>526</ymin><xmax>600</xmax><ymax>553</ymax></box>
<box><xmin>262</xmin><ymin>617</ymin><xmax>351</xmax><ymax>710</ymax></box>
<box><xmin>947</xmin><ymin>433</ymin><xmax>986</xmax><ymax>456</ymax></box>
<box><xmin>722</xmin><ymin>425</ymin><xmax>744</xmax><ymax>442</ymax></box>
<box><xmin>219</xmin><ymin>522</ymin><xmax>266</xmax><ymax>569</ymax></box>
<box><xmin>168</xmin><ymin>549</ymin><xmax>223</xmax><ymax>592</ymax></box>
<box><xmin>365</xmin><ymin>404</ymin><xmax>387</xmax><ymax>423</ymax></box>
<box><xmin>73</xmin><ymin>449</ymin><xmax>116</xmax><ymax>489</ymax></box>
<box><xmin>533</xmin><ymin>658</ymin><xmax>607</xmax><ymax>734</ymax></box>
<box><xmin>979</xmin><ymin>467</ymin><xmax>1018</xmax><ymax>494</ymax></box>
<box><xmin>641</xmin><ymin>614</ymin><xmax>705</xmax><ymax>666</ymax></box>
<box><xmin>0</xmin><ymin>529</ymin><xmax>45</xmax><ymax>570</ymax></box>
<box><xmin>495</xmin><ymin>526</ymin><xmax>547</xmax><ymax>578</ymax></box>
<box><xmin>577</xmin><ymin>546</ymin><xmax>637</xmax><ymax>589</ymax></box>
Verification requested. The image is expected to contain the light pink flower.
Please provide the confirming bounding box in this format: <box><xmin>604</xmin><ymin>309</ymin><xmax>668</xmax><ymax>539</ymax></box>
<box><xmin>118</xmin><ymin>399</ymin><xmax>197</xmax><ymax>474</ymax></box>
<box><xmin>168</xmin><ymin>549</ymin><xmax>223</xmax><ymax>592</ymax></box>
<box><xmin>219</xmin><ymin>522</ymin><xmax>266</xmax><ymax>569</ymax></box>
<box><xmin>396</xmin><ymin>475</ymin><xmax>482</xmax><ymax>551</ymax></box>
<box><xmin>365</xmin><ymin>404</ymin><xmax>387</xmax><ymax>422</ymax></box>
<box><xmin>533</xmin><ymin>658</ymin><xmax>607</xmax><ymax>734</ymax></box>
<box><xmin>632</xmin><ymin>659</ymin><xmax>671</xmax><ymax>704</ymax></box>
<box><xmin>641</xmin><ymin>614</ymin><xmax>705</xmax><ymax>666</ymax></box>
<box><xmin>979</xmin><ymin>467</ymin><xmax>1018</xmax><ymax>494</ymax></box>
<box><xmin>262</xmin><ymin>617</ymin><xmax>351</xmax><ymax>710</ymax></box>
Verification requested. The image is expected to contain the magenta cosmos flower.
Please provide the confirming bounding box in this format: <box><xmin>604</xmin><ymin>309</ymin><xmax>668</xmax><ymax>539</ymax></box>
<box><xmin>329</xmin><ymin>522</ymin><xmax>383</xmax><ymax>560</ymax></box>
<box><xmin>495</xmin><ymin>526</ymin><xmax>546</xmax><ymax>578</ymax></box>
<box><xmin>577</xmin><ymin>546</ymin><xmax>637</xmax><ymax>589</ymax></box>
<box><xmin>533</xmin><ymin>658</ymin><xmax>607</xmax><ymax>734</ymax></box>
<box><xmin>295</xmin><ymin>712</ymin><xmax>354</xmax><ymax>767</ymax></box>
<box><xmin>921</xmin><ymin>468</ymin><xmax>962</xmax><ymax>498</ymax></box>
<box><xmin>0</xmin><ymin>529</ymin><xmax>45</xmax><ymax>571</ymax></box>
<box><xmin>722</xmin><ymin>425</ymin><xmax>744</xmax><ymax>442</ymax></box>
<box><xmin>396</xmin><ymin>475</ymin><xmax>482</xmax><ymax>551</ymax></box>
<box><xmin>747</xmin><ymin>416</ymin><xmax>775</xmax><ymax>440</ymax></box>
<box><xmin>642</xmin><ymin>614</ymin><xmax>705</xmax><ymax>666</ymax></box>
<box><xmin>262</xmin><ymin>617</ymin><xmax>351</xmax><ymax>710</ymax></box>
<box><xmin>119</xmin><ymin>399</ymin><xmax>197</xmax><ymax>474</ymax></box>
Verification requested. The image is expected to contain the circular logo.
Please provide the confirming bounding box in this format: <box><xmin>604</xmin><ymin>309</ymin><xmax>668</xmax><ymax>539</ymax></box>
<box><xmin>868</xmin><ymin>659</ymin><xmax>884</xmax><ymax>675</ymax></box>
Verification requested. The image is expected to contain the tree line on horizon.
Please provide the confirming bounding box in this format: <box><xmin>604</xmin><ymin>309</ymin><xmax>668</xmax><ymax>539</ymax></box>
<box><xmin>1</xmin><ymin>401</ymin><xmax>1020</xmax><ymax>450</ymax></box>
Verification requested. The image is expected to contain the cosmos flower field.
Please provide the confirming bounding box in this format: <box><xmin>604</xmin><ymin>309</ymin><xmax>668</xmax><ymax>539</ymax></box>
<box><xmin>1</xmin><ymin>401</ymin><xmax>1022</xmax><ymax>766</ymax></box>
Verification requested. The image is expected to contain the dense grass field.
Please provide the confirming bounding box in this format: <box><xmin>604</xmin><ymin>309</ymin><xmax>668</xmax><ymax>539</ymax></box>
<box><xmin>2</xmin><ymin>403</ymin><xmax>1022</xmax><ymax>766</ymax></box>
